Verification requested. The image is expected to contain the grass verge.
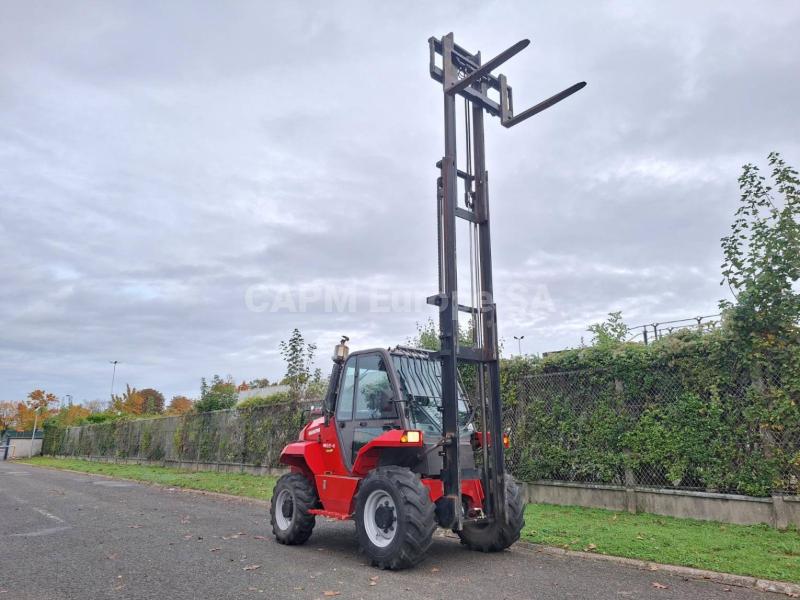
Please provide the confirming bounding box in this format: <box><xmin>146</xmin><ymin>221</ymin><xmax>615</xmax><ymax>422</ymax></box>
<box><xmin>20</xmin><ymin>456</ymin><xmax>277</xmax><ymax>500</ymax></box>
<box><xmin>523</xmin><ymin>503</ymin><xmax>800</xmax><ymax>584</ymax></box>
<box><xmin>21</xmin><ymin>457</ymin><xmax>799</xmax><ymax>583</ymax></box>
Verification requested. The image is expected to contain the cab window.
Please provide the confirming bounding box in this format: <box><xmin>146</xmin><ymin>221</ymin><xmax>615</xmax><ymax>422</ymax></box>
<box><xmin>354</xmin><ymin>353</ymin><xmax>396</xmax><ymax>420</ymax></box>
<box><xmin>335</xmin><ymin>358</ymin><xmax>357</xmax><ymax>421</ymax></box>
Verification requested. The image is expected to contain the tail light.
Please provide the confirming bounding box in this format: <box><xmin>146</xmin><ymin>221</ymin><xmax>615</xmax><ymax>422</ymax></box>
<box><xmin>470</xmin><ymin>431</ymin><xmax>510</xmax><ymax>449</ymax></box>
<box><xmin>400</xmin><ymin>430</ymin><xmax>422</xmax><ymax>443</ymax></box>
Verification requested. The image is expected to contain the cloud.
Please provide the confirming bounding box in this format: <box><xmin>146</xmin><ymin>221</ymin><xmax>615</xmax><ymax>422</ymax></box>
<box><xmin>1</xmin><ymin>1</ymin><xmax>799</xmax><ymax>402</ymax></box>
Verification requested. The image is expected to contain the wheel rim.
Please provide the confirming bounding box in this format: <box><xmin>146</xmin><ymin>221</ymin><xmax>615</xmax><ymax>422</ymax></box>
<box><xmin>275</xmin><ymin>488</ymin><xmax>293</xmax><ymax>531</ymax></box>
<box><xmin>363</xmin><ymin>490</ymin><xmax>397</xmax><ymax>548</ymax></box>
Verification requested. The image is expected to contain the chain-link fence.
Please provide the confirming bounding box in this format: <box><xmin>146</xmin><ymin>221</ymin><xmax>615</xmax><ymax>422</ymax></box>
<box><xmin>43</xmin><ymin>401</ymin><xmax>314</xmax><ymax>470</ymax></box>
<box><xmin>43</xmin><ymin>366</ymin><xmax>800</xmax><ymax>498</ymax></box>
<box><xmin>504</xmin><ymin>368</ymin><xmax>800</xmax><ymax>497</ymax></box>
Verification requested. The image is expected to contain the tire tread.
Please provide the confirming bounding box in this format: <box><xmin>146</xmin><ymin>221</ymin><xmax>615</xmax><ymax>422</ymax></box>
<box><xmin>270</xmin><ymin>472</ymin><xmax>317</xmax><ymax>545</ymax></box>
<box><xmin>356</xmin><ymin>466</ymin><xmax>436</xmax><ymax>570</ymax></box>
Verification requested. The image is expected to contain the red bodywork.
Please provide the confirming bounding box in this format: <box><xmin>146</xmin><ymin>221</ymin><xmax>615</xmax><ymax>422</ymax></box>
<box><xmin>279</xmin><ymin>416</ymin><xmax>485</xmax><ymax>520</ymax></box>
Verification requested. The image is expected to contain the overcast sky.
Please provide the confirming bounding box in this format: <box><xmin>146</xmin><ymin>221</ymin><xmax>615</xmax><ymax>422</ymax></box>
<box><xmin>1</xmin><ymin>1</ymin><xmax>799</xmax><ymax>404</ymax></box>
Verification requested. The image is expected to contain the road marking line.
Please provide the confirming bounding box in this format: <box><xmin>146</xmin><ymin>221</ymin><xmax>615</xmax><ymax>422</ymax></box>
<box><xmin>10</xmin><ymin>526</ymin><xmax>71</xmax><ymax>538</ymax></box>
<box><xmin>31</xmin><ymin>507</ymin><xmax>65</xmax><ymax>523</ymax></box>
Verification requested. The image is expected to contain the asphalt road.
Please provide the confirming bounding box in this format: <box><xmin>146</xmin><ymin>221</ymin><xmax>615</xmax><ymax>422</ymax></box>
<box><xmin>0</xmin><ymin>461</ymin><xmax>771</xmax><ymax>600</ymax></box>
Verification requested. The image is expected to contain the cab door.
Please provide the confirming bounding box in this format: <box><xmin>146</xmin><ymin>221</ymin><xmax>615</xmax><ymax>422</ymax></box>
<box><xmin>335</xmin><ymin>352</ymin><xmax>400</xmax><ymax>469</ymax></box>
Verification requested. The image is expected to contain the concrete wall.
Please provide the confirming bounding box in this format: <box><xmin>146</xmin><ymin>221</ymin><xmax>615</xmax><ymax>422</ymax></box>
<box><xmin>6</xmin><ymin>438</ymin><xmax>42</xmax><ymax>459</ymax></box>
<box><xmin>522</xmin><ymin>480</ymin><xmax>800</xmax><ymax>529</ymax></box>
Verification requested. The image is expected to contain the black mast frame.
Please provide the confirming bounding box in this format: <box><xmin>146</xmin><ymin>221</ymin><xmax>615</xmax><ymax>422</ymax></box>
<box><xmin>427</xmin><ymin>32</ymin><xmax>585</xmax><ymax>530</ymax></box>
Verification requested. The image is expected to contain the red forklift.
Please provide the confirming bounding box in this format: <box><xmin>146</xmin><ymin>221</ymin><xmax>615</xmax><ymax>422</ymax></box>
<box><xmin>269</xmin><ymin>33</ymin><xmax>585</xmax><ymax>569</ymax></box>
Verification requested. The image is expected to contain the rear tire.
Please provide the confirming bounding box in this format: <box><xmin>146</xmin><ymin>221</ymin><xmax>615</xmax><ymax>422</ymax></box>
<box><xmin>355</xmin><ymin>466</ymin><xmax>436</xmax><ymax>570</ymax></box>
<box><xmin>457</xmin><ymin>474</ymin><xmax>524</xmax><ymax>552</ymax></box>
<box><xmin>270</xmin><ymin>472</ymin><xmax>317</xmax><ymax>545</ymax></box>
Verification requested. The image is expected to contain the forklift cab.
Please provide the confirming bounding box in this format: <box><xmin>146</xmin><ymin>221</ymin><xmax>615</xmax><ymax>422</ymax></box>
<box><xmin>328</xmin><ymin>346</ymin><xmax>475</xmax><ymax>477</ymax></box>
<box><xmin>333</xmin><ymin>349</ymin><xmax>402</xmax><ymax>468</ymax></box>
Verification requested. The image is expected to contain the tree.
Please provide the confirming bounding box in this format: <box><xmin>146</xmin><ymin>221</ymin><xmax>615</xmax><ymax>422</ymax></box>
<box><xmin>195</xmin><ymin>375</ymin><xmax>237</xmax><ymax>412</ymax></box>
<box><xmin>10</xmin><ymin>390</ymin><xmax>58</xmax><ymax>431</ymax></box>
<box><xmin>720</xmin><ymin>152</ymin><xmax>800</xmax><ymax>341</ymax></box>
<box><xmin>248</xmin><ymin>378</ymin><xmax>270</xmax><ymax>388</ymax></box>
<box><xmin>138</xmin><ymin>388</ymin><xmax>165</xmax><ymax>414</ymax></box>
<box><xmin>279</xmin><ymin>329</ymin><xmax>317</xmax><ymax>400</ymax></box>
<box><xmin>84</xmin><ymin>399</ymin><xmax>106</xmax><ymax>414</ymax></box>
<box><xmin>27</xmin><ymin>389</ymin><xmax>57</xmax><ymax>412</ymax></box>
<box><xmin>0</xmin><ymin>401</ymin><xmax>15</xmax><ymax>431</ymax></box>
<box><xmin>110</xmin><ymin>385</ymin><xmax>145</xmax><ymax>415</ymax></box>
<box><xmin>587</xmin><ymin>311</ymin><xmax>630</xmax><ymax>346</ymax></box>
<box><xmin>408</xmin><ymin>317</ymin><xmax>475</xmax><ymax>351</ymax></box>
<box><xmin>719</xmin><ymin>153</ymin><xmax>800</xmax><ymax>463</ymax></box>
<box><xmin>166</xmin><ymin>395</ymin><xmax>193</xmax><ymax>415</ymax></box>
<box><xmin>50</xmin><ymin>404</ymin><xmax>91</xmax><ymax>427</ymax></box>
<box><xmin>306</xmin><ymin>368</ymin><xmax>327</xmax><ymax>400</ymax></box>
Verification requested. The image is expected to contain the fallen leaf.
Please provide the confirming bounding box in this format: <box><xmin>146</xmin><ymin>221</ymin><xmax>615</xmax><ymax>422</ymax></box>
<box><xmin>209</xmin><ymin>548</ymin><xmax>221</xmax><ymax>552</ymax></box>
<box><xmin>369</xmin><ymin>576</ymin><xmax>379</xmax><ymax>582</ymax></box>
<box><xmin>323</xmin><ymin>592</ymin><xmax>340</xmax><ymax>597</ymax></box>
<box><xmin>183</xmin><ymin>534</ymin><xmax>192</xmax><ymax>540</ymax></box>
<box><xmin>243</xmin><ymin>564</ymin><xmax>261</xmax><ymax>571</ymax></box>
<box><xmin>253</xmin><ymin>535</ymin><xmax>266</xmax><ymax>540</ymax></box>
<box><xmin>583</xmin><ymin>543</ymin><xmax>597</xmax><ymax>552</ymax></box>
<box><xmin>369</xmin><ymin>581</ymin><xmax>377</xmax><ymax>586</ymax></box>
<box><xmin>651</xmin><ymin>582</ymin><xmax>669</xmax><ymax>590</ymax></box>
<box><xmin>127</xmin><ymin>524</ymin><xmax>142</xmax><ymax>529</ymax></box>
<box><xmin>430</xmin><ymin>567</ymin><xmax>440</xmax><ymax>573</ymax></box>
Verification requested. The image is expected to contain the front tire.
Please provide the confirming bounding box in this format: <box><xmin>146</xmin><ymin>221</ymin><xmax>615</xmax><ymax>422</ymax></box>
<box><xmin>355</xmin><ymin>466</ymin><xmax>436</xmax><ymax>570</ymax></box>
<box><xmin>270</xmin><ymin>472</ymin><xmax>317</xmax><ymax>545</ymax></box>
<box><xmin>457</xmin><ymin>474</ymin><xmax>524</xmax><ymax>552</ymax></box>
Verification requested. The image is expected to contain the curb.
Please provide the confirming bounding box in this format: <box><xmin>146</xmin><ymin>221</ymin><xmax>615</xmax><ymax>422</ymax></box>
<box><xmin>515</xmin><ymin>540</ymin><xmax>800</xmax><ymax>597</ymax></box>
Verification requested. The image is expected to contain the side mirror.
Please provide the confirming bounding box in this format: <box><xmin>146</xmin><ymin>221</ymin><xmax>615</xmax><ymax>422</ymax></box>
<box><xmin>309</xmin><ymin>405</ymin><xmax>324</xmax><ymax>418</ymax></box>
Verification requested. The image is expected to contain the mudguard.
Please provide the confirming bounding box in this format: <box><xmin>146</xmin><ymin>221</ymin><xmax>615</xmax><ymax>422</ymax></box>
<box><xmin>279</xmin><ymin>441</ymin><xmax>325</xmax><ymax>479</ymax></box>
<box><xmin>351</xmin><ymin>429</ymin><xmax>423</xmax><ymax>477</ymax></box>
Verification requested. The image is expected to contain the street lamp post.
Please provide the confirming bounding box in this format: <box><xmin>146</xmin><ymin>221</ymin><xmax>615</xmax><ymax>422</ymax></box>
<box><xmin>29</xmin><ymin>406</ymin><xmax>39</xmax><ymax>458</ymax></box>
<box><xmin>513</xmin><ymin>335</ymin><xmax>525</xmax><ymax>356</ymax></box>
<box><xmin>109</xmin><ymin>360</ymin><xmax>120</xmax><ymax>400</ymax></box>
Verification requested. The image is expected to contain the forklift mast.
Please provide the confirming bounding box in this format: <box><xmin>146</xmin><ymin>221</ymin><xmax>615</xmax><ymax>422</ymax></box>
<box><xmin>427</xmin><ymin>33</ymin><xmax>585</xmax><ymax>530</ymax></box>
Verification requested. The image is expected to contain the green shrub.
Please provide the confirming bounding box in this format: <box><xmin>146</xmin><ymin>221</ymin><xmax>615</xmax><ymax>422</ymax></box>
<box><xmin>236</xmin><ymin>391</ymin><xmax>290</xmax><ymax>409</ymax></box>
